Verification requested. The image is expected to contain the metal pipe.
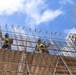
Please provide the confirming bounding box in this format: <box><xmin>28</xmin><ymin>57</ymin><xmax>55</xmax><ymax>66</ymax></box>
<box><xmin>50</xmin><ymin>39</ymin><xmax>73</xmax><ymax>75</ymax></box>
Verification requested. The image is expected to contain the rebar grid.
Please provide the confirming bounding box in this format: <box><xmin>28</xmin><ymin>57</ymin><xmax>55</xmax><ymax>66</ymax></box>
<box><xmin>0</xmin><ymin>25</ymin><xmax>75</xmax><ymax>75</ymax></box>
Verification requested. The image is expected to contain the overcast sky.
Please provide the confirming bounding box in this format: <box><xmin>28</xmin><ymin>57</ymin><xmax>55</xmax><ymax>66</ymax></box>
<box><xmin>0</xmin><ymin>0</ymin><xmax>75</xmax><ymax>39</ymax></box>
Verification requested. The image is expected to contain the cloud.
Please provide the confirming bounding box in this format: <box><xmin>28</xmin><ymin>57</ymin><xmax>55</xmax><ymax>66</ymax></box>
<box><xmin>65</xmin><ymin>28</ymin><xmax>76</xmax><ymax>33</ymax></box>
<box><xmin>37</xmin><ymin>9</ymin><xmax>63</xmax><ymax>24</ymax></box>
<box><xmin>24</xmin><ymin>0</ymin><xmax>63</xmax><ymax>27</ymax></box>
<box><xmin>64</xmin><ymin>28</ymin><xmax>76</xmax><ymax>43</ymax></box>
<box><xmin>59</xmin><ymin>0</ymin><xmax>74</xmax><ymax>4</ymax></box>
<box><xmin>25</xmin><ymin>9</ymin><xmax>63</xmax><ymax>27</ymax></box>
<box><xmin>0</xmin><ymin>0</ymin><xmax>24</xmax><ymax>15</ymax></box>
<box><xmin>0</xmin><ymin>0</ymin><xmax>64</xmax><ymax>27</ymax></box>
<box><xmin>64</xmin><ymin>28</ymin><xmax>76</xmax><ymax>35</ymax></box>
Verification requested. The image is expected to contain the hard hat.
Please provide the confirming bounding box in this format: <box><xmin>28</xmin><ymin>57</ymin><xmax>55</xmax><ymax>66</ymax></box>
<box><xmin>38</xmin><ymin>38</ymin><xmax>42</xmax><ymax>44</ymax></box>
<box><xmin>38</xmin><ymin>38</ymin><xmax>41</xmax><ymax>42</ymax></box>
<box><xmin>5</xmin><ymin>33</ymin><xmax>9</xmax><ymax>37</ymax></box>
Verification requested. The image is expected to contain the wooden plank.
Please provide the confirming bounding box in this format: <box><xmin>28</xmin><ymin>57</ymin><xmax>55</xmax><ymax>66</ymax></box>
<box><xmin>0</xmin><ymin>50</ymin><xmax>76</xmax><ymax>75</ymax></box>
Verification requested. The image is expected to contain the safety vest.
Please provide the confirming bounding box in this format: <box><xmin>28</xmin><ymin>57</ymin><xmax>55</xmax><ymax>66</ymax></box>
<box><xmin>39</xmin><ymin>43</ymin><xmax>45</xmax><ymax>48</ymax></box>
<box><xmin>36</xmin><ymin>43</ymin><xmax>45</xmax><ymax>49</ymax></box>
<box><xmin>4</xmin><ymin>38</ymin><xmax>9</xmax><ymax>43</ymax></box>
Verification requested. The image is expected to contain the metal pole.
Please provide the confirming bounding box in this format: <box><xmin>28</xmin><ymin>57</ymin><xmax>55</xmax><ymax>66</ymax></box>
<box><xmin>0</xmin><ymin>24</ymin><xmax>2</xmax><ymax>48</ymax></box>
<box><xmin>16</xmin><ymin>26</ymin><xmax>24</xmax><ymax>75</ymax></box>
<box><xmin>23</xmin><ymin>27</ymin><xmax>31</xmax><ymax>75</ymax></box>
<box><xmin>12</xmin><ymin>25</ymin><xmax>19</xmax><ymax>50</ymax></box>
<box><xmin>50</xmin><ymin>39</ymin><xmax>73</xmax><ymax>75</ymax></box>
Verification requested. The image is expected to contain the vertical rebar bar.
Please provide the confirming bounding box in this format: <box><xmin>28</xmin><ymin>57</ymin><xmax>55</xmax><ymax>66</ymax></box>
<box><xmin>50</xmin><ymin>39</ymin><xmax>73</xmax><ymax>75</ymax></box>
<box><xmin>23</xmin><ymin>27</ymin><xmax>31</xmax><ymax>75</ymax></box>
<box><xmin>12</xmin><ymin>25</ymin><xmax>19</xmax><ymax>50</ymax></box>
<box><xmin>0</xmin><ymin>24</ymin><xmax>2</xmax><ymax>48</ymax></box>
<box><xmin>17</xmin><ymin>26</ymin><xmax>26</xmax><ymax>75</ymax></box>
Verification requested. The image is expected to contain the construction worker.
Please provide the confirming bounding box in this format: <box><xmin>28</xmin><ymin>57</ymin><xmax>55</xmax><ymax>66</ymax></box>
<box><xmin>35</xmin><ymin>39</ymin><xmax>41</xmax><ymax>52</ymax></box>
<box><xmin>2</xmin><ymin>33</ymin><xmax>13</xmax><ymax>49</ymax></box>
<box><xmin>0</xmin><ymin>30</ymin><xmax>2</xmax><ymax>38</ymax></box>
<box><xmin>35</xmin><ymin>39</ymin><xmax>48</xmax><ymax>54</ymax></box>
<box><xmin>43</xmin><ymin>42</ymin><xmax>49</xmax><ymax>54</ymax></box>
<box><xmin>39</xmin><ymin>43</ymin><xmax>46</xmax><ymax>53</ymax></box>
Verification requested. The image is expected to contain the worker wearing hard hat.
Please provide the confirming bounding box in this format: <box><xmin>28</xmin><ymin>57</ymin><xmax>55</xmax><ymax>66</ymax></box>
<box><xmin>35</xmin><ymin>39</ymin><xmax>47</xmax><ymax>53</ymax></box>
<box><xmin>2</xmin><ymin>33</ymin><xmax>13</xmax><ymax>49</ymax></box>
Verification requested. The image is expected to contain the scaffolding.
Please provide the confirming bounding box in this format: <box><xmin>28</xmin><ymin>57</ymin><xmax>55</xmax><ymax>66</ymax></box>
<box><xmin>0</xmin><ymin>25</ymin><xmax>76</xmax><ymax>75</ymax></box>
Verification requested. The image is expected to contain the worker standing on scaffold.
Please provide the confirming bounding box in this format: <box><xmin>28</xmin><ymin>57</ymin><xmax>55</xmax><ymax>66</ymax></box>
<box><xmin>2</xmin><ymin>33</ymin><xmax>13</xmax><ymax>49</ymax></box>
<box><xmin>35</xmin><ymin>39</ymin><xmax>48</xmax><ymax>54</ymax></box>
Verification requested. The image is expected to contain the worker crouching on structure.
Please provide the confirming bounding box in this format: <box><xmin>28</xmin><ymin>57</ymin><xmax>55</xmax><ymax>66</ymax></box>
<box><xmin>2</xmin><ymin>33</ymin><xmax>13</xmax><ymax>49</ymax></box>
<box><xmin>35</xmin><ymin>39</ymin><xmax>49</xmax><ymax>54</ymax></box>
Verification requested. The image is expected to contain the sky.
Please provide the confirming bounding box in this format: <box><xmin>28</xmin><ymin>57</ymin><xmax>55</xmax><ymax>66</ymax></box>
<box><xmin>0</xmin><ymin>0</ymin><xmax>76</xmax><ymax>39</ymax></box>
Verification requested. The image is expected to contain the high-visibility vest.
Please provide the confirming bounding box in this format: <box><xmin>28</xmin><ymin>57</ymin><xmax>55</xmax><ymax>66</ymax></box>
<box><xmin>4</xmin><ymin>38</ymin><xmax>9</xmax><ymax>43</ymax></box>
<box><xmin>36</xmin><ymin>43</ymin><xmax>45</xmax><ymax>49</ymax></box>
<box><xmin>36</xmin><ymin>44</ymin><xmax>40</xmax><ymax>48</ymax></box>
<box><xmin>39</xmin><ymin>43</ymin><xmax>45</xmax><ymax>48</ymax></box>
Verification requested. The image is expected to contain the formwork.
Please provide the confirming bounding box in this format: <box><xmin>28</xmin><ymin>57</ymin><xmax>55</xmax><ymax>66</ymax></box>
<box><xmin>0</xmin><ymin>25</ymin><xmax>76</xmax><ymax>75</ymax></box>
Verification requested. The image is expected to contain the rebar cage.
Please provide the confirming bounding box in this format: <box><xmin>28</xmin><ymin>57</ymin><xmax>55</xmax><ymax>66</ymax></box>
<box><xmin>0</xmin><ymin>25</ymin><xmax>76</xmax><ymax>75</ymax></box>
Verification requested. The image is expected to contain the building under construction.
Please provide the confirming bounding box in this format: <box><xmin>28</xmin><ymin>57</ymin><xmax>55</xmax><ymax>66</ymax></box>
<box><xmin>0</xmin><ymin>25</ymin><xmax>76</xmax><ymax>75</ymax></box>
